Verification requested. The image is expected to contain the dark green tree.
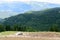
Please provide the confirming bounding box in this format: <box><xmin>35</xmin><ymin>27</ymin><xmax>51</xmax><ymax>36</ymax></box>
<box><xmin>5</xmin><ymin>25</ymin><xmax>11</xmax><ymax>31</ymax></box>
<box><xmin>0</xmin><ymin>24</ymin><xmax>5</xmax><ymax>32</ymax></box>
<box><xmin>49</xmin><ymin>24</ymin><xmax>58</xmax><ymax>32</ymax></box>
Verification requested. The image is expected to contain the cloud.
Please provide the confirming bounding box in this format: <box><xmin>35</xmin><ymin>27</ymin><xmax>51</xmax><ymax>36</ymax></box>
<box><xmin>0</xmin><ymin>0</ymin><xmax>30</xmax><ymax>2</ymax></box>
<box><xmin>32</xmin><ymin>0</ymin><xmax>60</xmax><ymax>4</ymax></box>
<box><xmin>0</xmin><ymin>0</ymin><xmax>60</xmax><ymax>4</ymax></box>
<box><xmin>0</xmin><ymin>10</ymin><xmax>13</xmax><ymax>12</ymax></box>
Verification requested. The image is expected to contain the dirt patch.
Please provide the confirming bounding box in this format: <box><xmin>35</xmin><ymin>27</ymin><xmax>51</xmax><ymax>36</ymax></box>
<box><xmin>14</xmin><ymin>32</ymin><xmax>60</xmax><ymax>37</ymax></box>
<box><xmin>0</xmin><ymin>32</ymin><xmax>60</xmax><ymax>40</ymax></box>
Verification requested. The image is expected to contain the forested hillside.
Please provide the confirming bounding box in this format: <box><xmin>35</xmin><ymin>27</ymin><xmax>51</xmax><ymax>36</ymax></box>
<box><xmin>0</xmin><ymin>7</ymin><xmax>60</xmax><ymax>32</ymax></box>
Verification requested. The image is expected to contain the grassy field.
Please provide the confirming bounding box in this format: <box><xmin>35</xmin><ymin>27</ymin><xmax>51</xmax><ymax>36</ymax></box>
<box><xmin>0</xmin><ymin>31</ymin><xmax>18</xmax><ymax>36</ymax></box>
<box><xmin>0</xmin><ymin>31</ymin><xmax>60</xmax><ymax>40</ymax></box>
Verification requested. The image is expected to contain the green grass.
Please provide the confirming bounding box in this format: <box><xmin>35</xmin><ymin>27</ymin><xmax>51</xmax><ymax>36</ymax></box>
<box><xmin>0</xmin><ymin>31</ymin><xmax>60</xmax><ymax>36</ymax></box>
<box><xmin>0</xmin><ymin>31</ymin><xmax>18</xmax><ymax>35</ymax></box>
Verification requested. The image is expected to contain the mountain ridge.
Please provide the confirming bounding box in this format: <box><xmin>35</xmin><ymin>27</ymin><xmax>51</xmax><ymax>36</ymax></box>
<box><xmin>3</xmin><ymin>7</ymin><xmax>60</xmax><ymax>31</ymax></box>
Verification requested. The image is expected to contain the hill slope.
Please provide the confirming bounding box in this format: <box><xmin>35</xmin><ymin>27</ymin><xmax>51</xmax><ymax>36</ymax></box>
<box><xmin>3</xmin><ymin>7</ymin><xmax>60</xmax><ymax>31</ymax></box>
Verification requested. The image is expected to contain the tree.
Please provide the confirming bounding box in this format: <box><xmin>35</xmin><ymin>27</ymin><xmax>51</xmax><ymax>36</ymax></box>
<box><xmin>5</xmin><ymin>25</ymin><xmax>11</xmax><ymax>31</ymax></box>
<box><xmin>25</xmin><ymin>26</ymin><xmax>37</xmax><ymax>32</ymax></box>
<box><xmin>0</xmin><ymin>24</ymin><xmax>5</xmax><ymax>32</ymax></box>
<box><xmin>13</xmin><ymin>24</ymin><xmax>18</xmax><ymax>31</ymax></box>
<box><xmin>49</xmin><ymin>24</ymin><xmax>58</xmax><ymax>32</ymax></box>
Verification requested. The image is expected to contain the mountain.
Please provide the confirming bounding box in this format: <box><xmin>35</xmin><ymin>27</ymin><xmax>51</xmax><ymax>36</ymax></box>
<box><xmin>0</xmin><ymin>18</ymin><xmax>4</xmax><ymax>24</ymax></box>
<box><xmin>3</xmin><ymin>7</ymin><xmax>60</xmax><ymax>31</ymax></box>
<box><xmin>0</xmin><ymin>1</ymin><xmax>60</xmax><ymax>18</ymax></box>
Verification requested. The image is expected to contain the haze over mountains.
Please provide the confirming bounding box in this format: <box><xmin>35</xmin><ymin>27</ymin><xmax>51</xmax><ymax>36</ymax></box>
<box><xmin>0</xmin><ymin>1</ymin><xmax>60</xmax><ymax>18</ymax></box>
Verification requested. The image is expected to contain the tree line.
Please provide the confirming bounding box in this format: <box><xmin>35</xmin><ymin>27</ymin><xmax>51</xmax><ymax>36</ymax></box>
<box><xmin>0</xmin><ymin>24</ymin><xmax>37</xmax><ymax>32</ymax></box>
<box><xmin>0</xmin><ymin>24</ymin><xmax>59</xmax><ymax>32</ymax></box>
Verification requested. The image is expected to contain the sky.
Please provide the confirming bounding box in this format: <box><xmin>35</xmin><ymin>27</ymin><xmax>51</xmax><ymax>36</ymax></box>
<box><xmin>0</xmin><ymin>0</ymin><xmax>60</xmax><ymax>19</ymax></box>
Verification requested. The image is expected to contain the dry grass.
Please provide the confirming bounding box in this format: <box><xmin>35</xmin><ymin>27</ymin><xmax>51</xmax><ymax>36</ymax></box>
<box><xmin>0</xmin><ymin>37</ymin><xmax>60</xmax><ymax>40</ymax></box>
<box><xmin>0</xmin><ymin>32</ymin><xmax>60</xmax><ymax>40</ymax></box>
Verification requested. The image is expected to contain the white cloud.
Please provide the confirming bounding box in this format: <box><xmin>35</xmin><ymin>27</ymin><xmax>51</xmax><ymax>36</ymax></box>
<box><xmin>0</xmin><ymin>0</ymin><xmax>31</xmax><ymax>4</ymax></box>
<box><xmin>0</xmin><ymin>0</ymin><xmax>30</xmax><ymax>2</ymax></box>
<box><xmin>0</xmin><ymin>0</ymin><xmax>60</xmax><ymax>4</ymax></box>
<box><xmin>32</xmin><ymin>0</ymin><xmax>60</xmax><ymax>4</ymax></box>
<box><xmin>0</xmin><ymin>9</ymin><xmax>13</xmax><ymax>12</ymax></box>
